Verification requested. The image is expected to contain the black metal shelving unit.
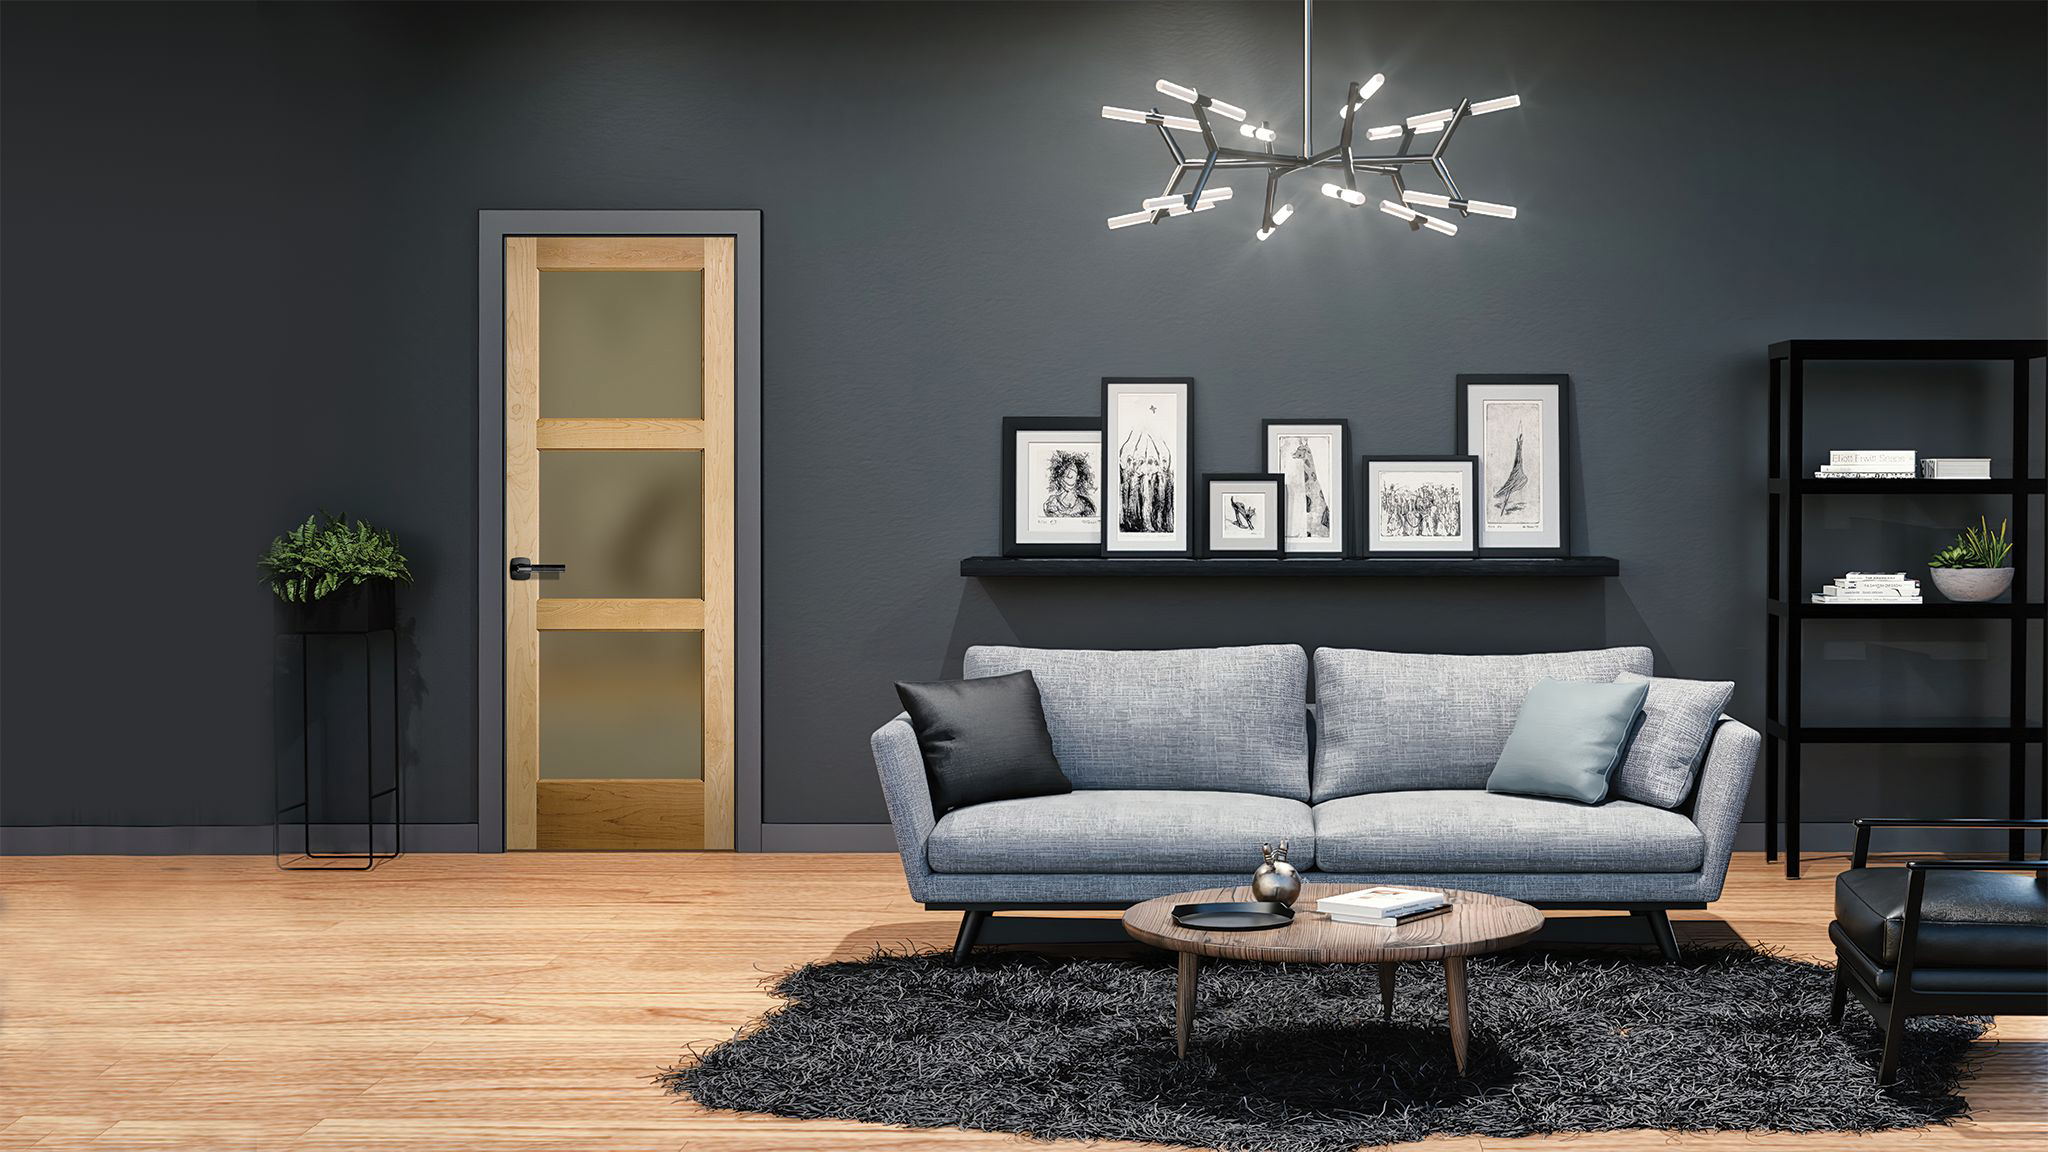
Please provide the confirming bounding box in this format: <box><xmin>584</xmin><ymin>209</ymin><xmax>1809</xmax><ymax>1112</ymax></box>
<box><xmin>1766</xmin><ymin>339</ymin><xmax>2046</xmax><ymax>878</ymax></box>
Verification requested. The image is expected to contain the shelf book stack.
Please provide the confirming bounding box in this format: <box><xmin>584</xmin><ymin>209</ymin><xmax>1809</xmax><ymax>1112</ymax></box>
<box><xmin>1316</xmin><ymin>886</ymin><xmax>1449</xmax><ymax>927</ymax></box>
<box><xmin>1814</xmin><ymin>450</ymin><xmax>1915</xmax><ymax>479</ymax></box>
<box><xmin>1812</xmin><ymin>572</ymin><xmax>1922</xmax><ymax>605</ymax></box>
<box><xmin>1921</xmin><ymin>457</ymin><xmax>1993</xmax><ymax>479</ymax></box>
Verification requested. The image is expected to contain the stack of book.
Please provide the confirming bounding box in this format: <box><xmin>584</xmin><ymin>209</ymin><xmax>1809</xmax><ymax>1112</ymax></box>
<box><xmin>1814</xmin><ymin>450</ymin><xmax>1914</xmax><ymax>479</ymax></box>
<box><xmin>1920</xmin><ymin>457</ymin><xmax>1992</xmax><ymax>479</ymax></box>
<box><xmin>1812</xmin><ymin>572</ymin><xmax>1922</xmax><ymax>605</ymax></box>
<box><xmin>1317</xmin><ymin>886</ymin><xmax>1450</xmax><ymax>927</ymax></box>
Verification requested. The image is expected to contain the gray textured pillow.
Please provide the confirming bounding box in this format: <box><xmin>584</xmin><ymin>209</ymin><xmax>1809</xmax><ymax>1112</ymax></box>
<box><xmin>1486</xmin><ymin>679</ymin><xmax>1650</xmax><ymax>804</ymax></box>
<box><xmin>1610</xmin><ymin>671</ymin><xmax>1734</xmax><ymax>809</ymax></box>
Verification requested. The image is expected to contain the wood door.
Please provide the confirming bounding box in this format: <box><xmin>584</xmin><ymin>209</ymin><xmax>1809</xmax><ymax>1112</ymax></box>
<box><xmin>504</xmin><ymin>235</ymin><xmax>734</xmax><ymax>850</ymax></box>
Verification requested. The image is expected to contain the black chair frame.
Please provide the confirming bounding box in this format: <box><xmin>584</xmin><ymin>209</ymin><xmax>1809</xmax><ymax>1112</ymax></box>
<box><xmin>1829</xmin><ymin>817</ymin><xmax>2048</xmax><ymax>1086</ymax></box>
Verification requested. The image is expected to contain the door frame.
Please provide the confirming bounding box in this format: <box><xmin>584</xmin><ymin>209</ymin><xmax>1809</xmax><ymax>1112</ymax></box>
<box><xmin>476</xmin><ymin>210</ymin><xmax>763</xmax><ymax>852</ymax></box>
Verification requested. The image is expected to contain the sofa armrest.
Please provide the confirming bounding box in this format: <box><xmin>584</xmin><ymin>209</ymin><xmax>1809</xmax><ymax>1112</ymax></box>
<box><xmin>1687</xmin><ymin>717</ymin><xmax>1759</xmax><ymax>901</ymax></box>
<box><xmin>871</xmin><ymin>713</ymin><xmax>936</xmax><ymax>902</ymax></box>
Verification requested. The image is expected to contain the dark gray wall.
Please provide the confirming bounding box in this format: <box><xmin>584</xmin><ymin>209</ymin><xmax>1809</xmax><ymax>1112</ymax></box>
<box><xmin>2</xmin><ymin>3</ymin><xmax>2042</xmax><ymax>845</ymax></box>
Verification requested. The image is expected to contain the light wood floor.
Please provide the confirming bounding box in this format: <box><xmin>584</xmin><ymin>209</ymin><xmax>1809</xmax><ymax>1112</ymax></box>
<box><xmin>1</xmin><ymin>852</ymin><xmax>2041</xmax><ymax>1151</ymax></box>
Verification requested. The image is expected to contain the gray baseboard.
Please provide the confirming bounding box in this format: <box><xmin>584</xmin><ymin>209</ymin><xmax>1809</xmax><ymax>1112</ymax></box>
<box><xmin>760</xmin><ymin>822</ymin><xmax>898</xmax><ymax>852</ymax></box>
<box><xmin>0</xmin><ymin>823</ymin><xmax>481</xmax><ymax>855</ymax></box>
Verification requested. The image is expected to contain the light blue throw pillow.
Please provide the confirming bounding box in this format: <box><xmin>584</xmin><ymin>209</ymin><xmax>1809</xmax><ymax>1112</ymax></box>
<box><xmin>1486</xmin><ymin>679</ymin><xmax>1650</xmax><ymax>805</ymax></box>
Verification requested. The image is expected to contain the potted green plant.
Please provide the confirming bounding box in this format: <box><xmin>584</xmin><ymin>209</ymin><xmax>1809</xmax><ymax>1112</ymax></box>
<box><xmin>1926</xmin><ymin>516</ymin><xmax>2014</xmax><ymax>602</ymax></box>
<box><xmin>261</xmin><ymin>513</ymin><xmax>414</xmax><ymax>632</ymax></box>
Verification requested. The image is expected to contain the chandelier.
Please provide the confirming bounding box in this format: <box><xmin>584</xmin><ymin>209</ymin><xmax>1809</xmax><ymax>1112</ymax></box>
<box><xmin>1101</xmin><ymin>0</ymin><xmax>1520</xmax><ymax>241</ymax></box>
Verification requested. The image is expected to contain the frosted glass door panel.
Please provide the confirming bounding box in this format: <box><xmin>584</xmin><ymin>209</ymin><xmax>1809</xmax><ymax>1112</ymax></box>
<box><xmin>539</xmin><ymin>270</ymin><xmax>703</xmax><ymax>418</ymax></box>
<box><xmin>539</xmin><ymin>451</ymin><xmax>703</xmax><ymax>599</ymax></box>
<box><xmin>540</xmin><ymin>631</ymin><xmax>704</xmax><ymax>780</ymax></box>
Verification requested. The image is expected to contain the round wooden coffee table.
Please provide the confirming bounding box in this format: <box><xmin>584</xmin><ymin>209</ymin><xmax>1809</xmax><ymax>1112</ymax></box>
<box><xmin>1123</xmin><ymin>883</ymin><xmax>1543</xmax><ymax>1071</ymax></box>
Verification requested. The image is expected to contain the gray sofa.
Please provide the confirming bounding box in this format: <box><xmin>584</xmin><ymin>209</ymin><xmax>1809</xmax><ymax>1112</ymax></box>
<box><xmin>873</xmin><ymin>644</ymin><xmax>1758</xmax><ymax>961</ymax></box>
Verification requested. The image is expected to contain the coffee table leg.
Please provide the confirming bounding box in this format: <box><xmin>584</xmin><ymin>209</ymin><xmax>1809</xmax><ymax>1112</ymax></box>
<box><xmin>1175</xmin><ymin>952</ymin><xmax>1199</xmax><ymax>1059</ymax></box>
<box><xmin>1443</xmin><ymin>956</ymin><xmax>1469</xmax><ymax>1075</ymax></box>
<box><xmin>1377</xmin><ymin>962</ymin><xmax>1397</xmax><ymax>1022</ymax></box>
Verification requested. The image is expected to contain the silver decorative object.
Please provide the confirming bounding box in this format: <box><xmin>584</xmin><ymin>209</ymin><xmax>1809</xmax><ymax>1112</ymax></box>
<box><xmin>1099</xmin><ymin>0</ymin><xmax>1523</xmax><ymax>243</ymax></box>
<box><xmin>1251</xmin><ymin>841</ymin><xmax>1303</xmax><ymax>906</ymax></box>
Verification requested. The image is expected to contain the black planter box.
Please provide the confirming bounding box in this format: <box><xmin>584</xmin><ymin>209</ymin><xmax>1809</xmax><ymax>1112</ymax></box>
<box><xmin>275</xmin><ymin>580</ymin><xmax>397</xmax><ymax>635</ymax></box>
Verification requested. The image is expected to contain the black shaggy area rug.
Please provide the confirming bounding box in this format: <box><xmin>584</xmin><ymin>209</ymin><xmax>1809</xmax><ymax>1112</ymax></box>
<box><xmin>659</xmin><ymin>947</ymin><xmax>1986</xmax><ymax>1152</ymax></box>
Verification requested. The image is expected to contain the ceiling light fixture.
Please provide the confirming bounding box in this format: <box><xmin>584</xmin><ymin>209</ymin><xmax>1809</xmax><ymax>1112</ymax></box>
<box><xmin>1100</xmin><ymin>0</ymin><xmax>1522</xmax><ymax>242</ymax></box>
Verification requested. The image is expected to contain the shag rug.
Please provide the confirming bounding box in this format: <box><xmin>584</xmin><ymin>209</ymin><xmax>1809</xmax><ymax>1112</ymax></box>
<box><xmin>659</xmin><ymin>947</ymin><xmax>1986</xmax><ymax>1152</ymax></box>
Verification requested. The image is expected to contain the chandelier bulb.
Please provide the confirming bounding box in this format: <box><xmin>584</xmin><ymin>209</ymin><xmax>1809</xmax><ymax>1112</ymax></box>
<box><xmin>1155</xmin><ymin>78</ymin><xmax>1199</xmax><ymax>104</ymax></box>
<box><xmin>1272</xmin><ymin>203</ymin><xmax>1295</xmax><ymax>226</ymax></box>
<box><xmin>1419</xmin><ymin>213</ymin><xmax>1458</xmax><ymax>236</ymax></box>
<box><xmin>1400</xmin><ymin>189</ymin><xmax>1453</xmax><ymax>209</ymax></box>
<box><xmin>1360</xmin><ymin>73</ymin><xmax>1385</xmax><ymax>100</ymax></box>
<box><xmin>1239</xmin><ymin>123</ymin><xmax>1278</xmax><ymax>143</ymax></box>
<box><xmin>1406</xmin><ymin>109</ymin><xmax>1455</xmax><ymax>129</ymax></box>
<box><xmin>1470</xmin><ymin>94</ymin><xmax>1521</xmax><ymax>115</ymax></box>
<box><xmin>1107</xmin><ymin>210</ymin><xmax>1154</xmax><ymax>230</ymax></box>
<box><xmin>1379</xmin><ymin>199</ymin><xmax>1418</xmax><ymax>222</ymax></box>
<box><xmin>1464</xmin><ymin>199</ymin><xmax>1518</xmax><ymax>219</ymax></box>
<box><xmin>1364</xmin><ymin>124</ymin><xmax>1404</xmax><ymax>141</ymax></box>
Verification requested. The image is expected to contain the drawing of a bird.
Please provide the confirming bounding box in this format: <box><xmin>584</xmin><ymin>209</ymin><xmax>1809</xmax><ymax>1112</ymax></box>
<box><xmin>1492</xmin><ymin>433</ymin><xmax>1529</xmax><ymax>518</ymax></box>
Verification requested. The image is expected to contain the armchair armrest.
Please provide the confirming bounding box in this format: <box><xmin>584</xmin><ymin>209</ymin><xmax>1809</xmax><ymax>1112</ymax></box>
<box><xmin>871</xmin><ymin>713</ymin><xmax>937</xmax><ymax>902</ymax></box>
<box><xmin>1686</xmin><ymin>717</ymin><xmax>1759</xmax><ymax>901</ymax></box>
<box><xmin>1852</xmin><ymin>818</ymin><xmax>2048</xmax><ymax>867</ymax></box>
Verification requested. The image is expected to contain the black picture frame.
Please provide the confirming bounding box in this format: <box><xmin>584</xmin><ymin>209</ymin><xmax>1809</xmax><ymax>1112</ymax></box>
<box><xmin>1455</xmin><ymin>374</ymin><xmax>1572</xmax><ymax>557</ymax></box>
<box><xmin>1359</xmin><ymin>454</ymin><xmax>1480</xmax><ymax>558</ymax></box>
<box><xmin>1000</xmin><ymin>416</ymin><xmax>1104</xmax><ymax>557</ymax></box>
<box><xmin>1200</xmin><ymin>473</ymin><xmax>1286</xmax><ymax>559</ymax></box>
<box><xmin>1260</xmin><ymin>418</ymin><xmax>1351</xmax><ymax>558</ymax></box>
<box><xmin>1100</xmin><ymin>376</ymin><xmax>1195</xmax><ymax>558</ymax></box>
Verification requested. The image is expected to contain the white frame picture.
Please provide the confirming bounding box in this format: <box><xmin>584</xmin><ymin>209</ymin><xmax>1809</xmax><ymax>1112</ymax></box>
<box><xmin>1100</xmin><ymin>377</ymin><xmax>1193</xmax><ymax>557</ymax></box>
<box><xmin>1262</xmin><ymin>419</ymin><xmax>1349</xmax><ymax>557</ymax></box>
<box><xmin>1361</xmin><ymin>455</ymin><xmax>1478</xmax><ymax>557</ymax></box>
<box><xmin>1456</xmin><ymin>374</ymin><xmax>1570</xmax><ymax>556</ymax></box>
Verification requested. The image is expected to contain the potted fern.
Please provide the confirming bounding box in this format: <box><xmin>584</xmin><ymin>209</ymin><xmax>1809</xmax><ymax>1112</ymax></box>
<box><xmin>262</xmin><ymin>513</ymin><xmax>413</xmax><ymax>632</ymax></box>
<box><xmin>1927</xmin><ymin>516</ymin><xmax>2014</xmax><ymax>602</ymax></box>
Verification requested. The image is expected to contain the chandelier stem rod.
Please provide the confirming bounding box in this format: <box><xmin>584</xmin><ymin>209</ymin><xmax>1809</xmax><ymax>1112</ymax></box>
<box><xmin>1301</xmin><ymin>0</ymin><xmax>1313</xmax><ymax>159</ymax></box>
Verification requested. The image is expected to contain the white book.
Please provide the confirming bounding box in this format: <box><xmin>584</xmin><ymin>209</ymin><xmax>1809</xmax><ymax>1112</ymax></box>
<box><xmin>1829</xmin><ymin>450</ymin><xmax>1916</xmax><ymax>468</ymax></box>
<box><xmin>1317</xmin><ymin>886</ymin><xmax>1444</xmax><ymax>918</ymax></box>
<box><xmin>1814</xmin><ymin>594</ymin><xmax>1923</xmax><ymax>604</ymax></box>
<box><xmin>1843</xmin><ymin>572</ymin><xmax>1910</xmax><ymax>581</ymax></box>
<box><xmin>1814</xmin><ymin>471</ymin><xmax>1915</xmax><ymax>479</ymax></box>
<box><xmin>1327</xmin><ymin>905</ymin><xmax>1454</xmax><ymax>928</ymax></box>
<box><xmin>1920</xmin><ymin>458</ymin><xmax>1992</xmax><ymax>478</ymax></box>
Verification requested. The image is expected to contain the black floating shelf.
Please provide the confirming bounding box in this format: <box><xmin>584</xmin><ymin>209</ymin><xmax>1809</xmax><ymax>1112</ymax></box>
<box><xmin>1768</xmin><ymin>477</ymin><xmax>2046</xmax><ymax>496</ymax></box>
<box><xmin>1766</xmin><ymin>719</ymin><xmax>2044</xmax><ymax>745</ymax></box>
<box><xmin>1768</xmin><ymin>599</ymin><xmax>2046</xmax><ymax>620</ymax></box>
<box><xmin>960</xmin><ymin>556</ymin><xmax>1620</xmax><ymax>578</ymax></box>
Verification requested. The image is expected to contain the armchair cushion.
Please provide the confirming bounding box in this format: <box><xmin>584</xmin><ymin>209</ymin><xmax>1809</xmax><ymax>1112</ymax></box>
<box><xmin>1834</xmin><ymin>866</ymin><xmax>2048</xmax><ymax>968</ymax></box>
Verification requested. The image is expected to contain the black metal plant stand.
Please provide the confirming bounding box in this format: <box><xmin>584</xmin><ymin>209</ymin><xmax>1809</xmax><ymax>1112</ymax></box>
<box><xmin>275</xmin><ymin>581</ymin><xmax>401</xmax><ymax>870</ymax></box>
<box><xmin>1766</xmin><ymin>340</ymin><xmax>2046</xmax><ymax>879</ymax></box>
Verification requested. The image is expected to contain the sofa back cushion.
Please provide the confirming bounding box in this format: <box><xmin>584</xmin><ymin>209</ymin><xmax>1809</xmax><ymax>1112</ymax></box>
<box><xmin>1311</xmin><ymin>646</ymin><xmax>1653</xmax><ymax>801</ymax></box>
<box><xmin>963</xmin><ymin>645</ymin><xmax>1310</xmax><ymax>801</ymax></box>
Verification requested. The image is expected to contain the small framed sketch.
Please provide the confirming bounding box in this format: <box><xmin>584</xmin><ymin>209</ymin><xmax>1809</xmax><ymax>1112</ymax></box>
<box><xmin>1101</xmin><ymin>377</ymin><xmax>1194</xmax><ymax>557</ymax></box>
<box><xmin>1456</xmin><ymin>374</ymin><xmax>1570</xmax><ymax>556</ymax></box>
<box><xmin>1361</xmin><ymin>455</ymin><xmax>1478</xmax><ymax>557</ymax></box>
<box><xmin>1201</xmin><ymin>473</ymin><xmax>1285</xmax><ymax>559</ymax></box>
<box><xmin>1001</xmin><ymin>417</ymin><xmax>1102</xmax><ymax>557</ymax></box>
<box><xmin>1261</xmin><ymin>419</ymin><xmax>1350</xmax><ymax>557</ymax></box>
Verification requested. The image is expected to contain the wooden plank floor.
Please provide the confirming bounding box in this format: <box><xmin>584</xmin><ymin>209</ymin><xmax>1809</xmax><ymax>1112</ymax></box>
<box><xmin>1</xmin><ymin>852</ymin><xmax>2041</xmax><ymax>1151</ymax></box>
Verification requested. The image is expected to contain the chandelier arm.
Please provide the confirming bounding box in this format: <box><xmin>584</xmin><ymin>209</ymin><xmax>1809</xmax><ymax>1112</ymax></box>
<box><xmin>1338</xmin><ymin>80</ymin><xmax>1361</xmax><ymax>192</ymax></box>
<box><xmin>1182</xmin><ymin>103</ymin><xmax>1221</xmax><ymax>206</ymax></box>
<box><xmin>1261</xmin><ymin>170</ymin><xmax>1279</xmax><ymax>230</ymax></box>
<box><xmin>1153</xmin><ymin>117</ymin><xmax>1187</xmax><ymax>167</ymax></box>
<box><xmin>1431</xmin><ymin>100</ymin><xmax>1470</xmax><ymax>160</ymax></box>
<box><xmin>1301</xmin><ymin>0</ymin><xmax>1313</xmax><ymax>161</ymax></box>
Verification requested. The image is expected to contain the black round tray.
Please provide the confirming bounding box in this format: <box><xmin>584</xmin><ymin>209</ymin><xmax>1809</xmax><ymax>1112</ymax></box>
<box><xmin>1172</xmin><ymin>901</ymin><xmax>1295</xmax><ymax>931</ymax></box>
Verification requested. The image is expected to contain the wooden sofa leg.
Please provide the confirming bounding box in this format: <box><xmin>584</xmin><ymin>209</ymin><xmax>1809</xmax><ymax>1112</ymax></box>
<box><xmin>952</xmin><ymin>910</ymin><xmax>989</xmax><ymax>965</ymax></box>
<box><xmin>1634</xmin><ymin>910</ymin><xmax>1681</xmax><ymax>962</ymax></box>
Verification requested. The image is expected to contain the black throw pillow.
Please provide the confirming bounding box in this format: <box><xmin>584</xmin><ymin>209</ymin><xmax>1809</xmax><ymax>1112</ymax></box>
<box><xmin>894</xmin><ymin>670</ymin><xmax>1071</xmax><ymax>816</ymax></box>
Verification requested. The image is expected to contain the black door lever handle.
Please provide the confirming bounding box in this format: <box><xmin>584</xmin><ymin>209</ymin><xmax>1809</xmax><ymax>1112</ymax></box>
<box><xmin>509</xmin><ymin>557</ymin><xmax>566</xmax><ymax>581</ymax></box>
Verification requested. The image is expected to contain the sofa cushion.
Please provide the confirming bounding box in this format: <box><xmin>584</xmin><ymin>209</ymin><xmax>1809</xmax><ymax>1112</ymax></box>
<box><xmin>1311</xmin><ymin>646</ymin><xmax>1653</xmax><ymax>801</ymax></box>
<box><xmin>926</xmin><ymin>789</ymin><xmax>1313</xmax><ymax>874</ymax></box>
<box><xmin>964</xmin><ymin>645</ymin><xmax>1310</xmax><ymax>800</ymax></box>
<box><xmin>894</xmin><ymin>671</ymin><xmax>1071</xmax><ymax>816</ymax></box>
<box><xmin>1311</xmin><ymin>789</ymin><xmax>1704</xmax><ymax>873</ymax></box>
<box><xmin>1486</xmin><ymin>679</ymin><xmax>1649</xmax><ymax>804</ymax></box>
<box><xmin>1834</xmin><ymin>866</ymin><xmax>2048</xmax><ymax>968</ymax></box>
<box><xmin>1610</xmin><ymin>671</ymin><xmax>1734</xmax><ymax>809</ymax></box>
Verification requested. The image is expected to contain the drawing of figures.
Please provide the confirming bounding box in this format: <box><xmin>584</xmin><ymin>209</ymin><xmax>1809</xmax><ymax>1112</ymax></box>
<box><xmin>1280</xmin><ymin>435</ymin><xmax>1332</xmax><ymax>539</ymax></box>
<box><xmin>1229</xmin><ymin>497</ymin><xmax>1258</xmax><ymax>532</ymax></box>
<box><xmin>1380</xmin><ymin>476</ymin><xmax>1466</xmax><ymax>537</ymax></box>
<box><xmin>1115</xmin><ymin>393</ymin><xmax>1177</xmax><ymax>534</ymax></box>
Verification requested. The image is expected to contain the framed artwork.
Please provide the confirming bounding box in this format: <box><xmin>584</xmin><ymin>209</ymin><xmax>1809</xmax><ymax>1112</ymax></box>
<box><xmin>1456</xmin><ymin>374</ymin><xmax>1571</xmax><ymax>556</ymax></box>
<box><xmin>1100</xmin><ymin>377</ymin><xmax>1194</xmax><ymax>557</ymax></box>
<box><xmin>1001</xmin><ymin>417</ymin><xmax>1102</xmax><ymax>557</ymax></box>
<box><xmin>1261</xmin><ymin>419</ymin><xmax>1350</xmax><ymax>557</ymax></box>
<box><xmin>1361</xmin><ymin>455</ymin><xmax>1478</xmax><ymax>557</ymax></box>
<box><xmin>1201</xmin><ymin>473</ymin><xmax>1285</xmax><ymax>559</ymax></box>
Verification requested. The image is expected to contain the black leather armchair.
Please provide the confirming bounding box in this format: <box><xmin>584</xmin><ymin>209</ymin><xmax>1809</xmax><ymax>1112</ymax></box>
<box><xmin>1829</xmin><ymin>818</ymin><xmax>2048</xmax><ymax>1085</ymax></box>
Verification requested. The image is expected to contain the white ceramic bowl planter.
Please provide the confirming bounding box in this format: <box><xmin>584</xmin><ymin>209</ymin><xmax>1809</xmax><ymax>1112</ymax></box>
<box><xmin>1928</xmin><ymin>566</ymin><xmax>2014</xmax><ymax>602</ymax></box>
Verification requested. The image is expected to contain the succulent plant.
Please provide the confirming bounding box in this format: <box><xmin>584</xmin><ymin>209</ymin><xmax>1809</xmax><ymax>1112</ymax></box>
<box><xmin>1928</xmin><ymin>517</ymin><xmax>2012</xmax><ymax>570</ymax></box>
